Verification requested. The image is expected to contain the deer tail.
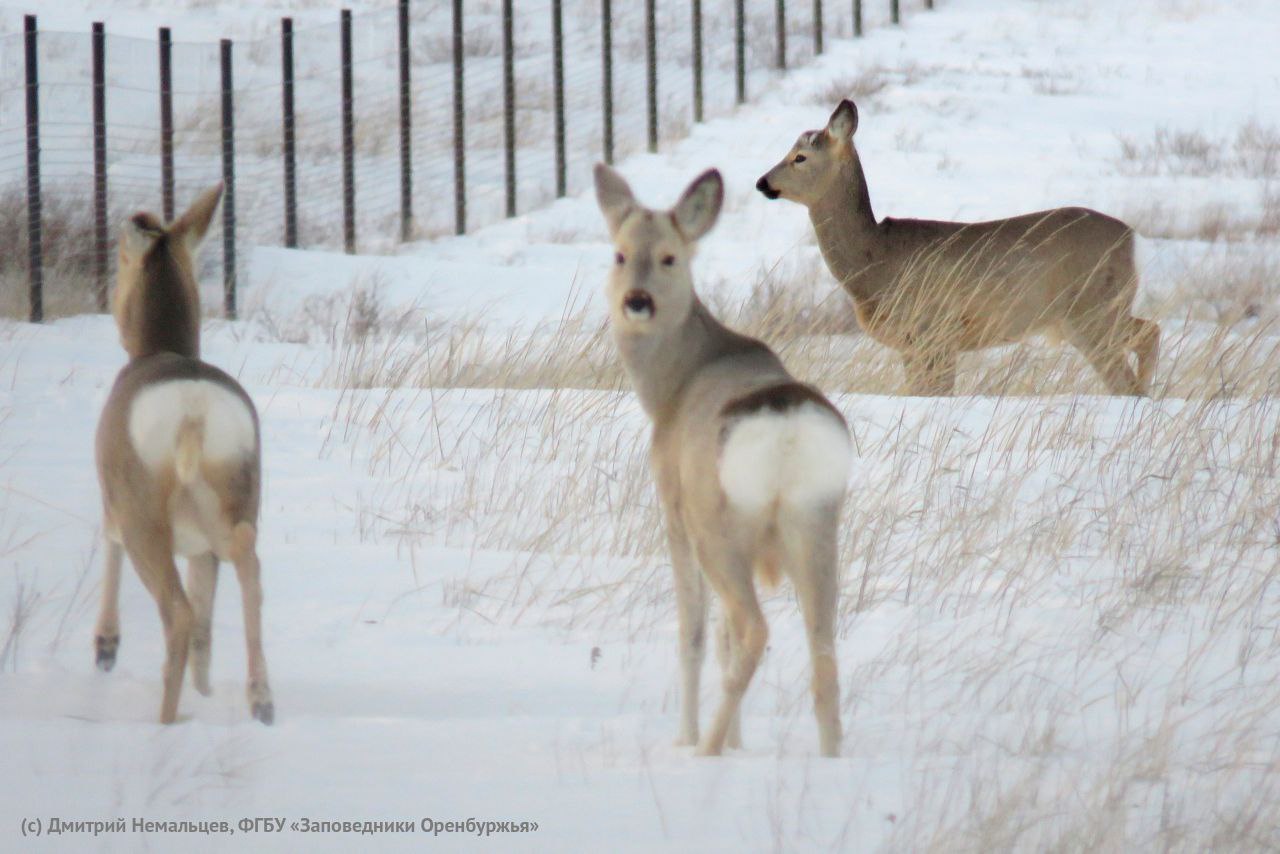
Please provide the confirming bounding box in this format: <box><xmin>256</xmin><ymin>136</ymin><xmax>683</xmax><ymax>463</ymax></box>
<box><xmin>174</xmin><ymin>418</ymin><xmax>205</xmax><ymax>485</ymax></box>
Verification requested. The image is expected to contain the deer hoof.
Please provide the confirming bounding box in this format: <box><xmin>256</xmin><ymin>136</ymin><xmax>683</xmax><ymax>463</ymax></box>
<box><xmin>95</xmin><ymin>635</ymin><xmax>119</xmax><ymax>672</ymax></box>
<box><xmin>251</xmin><ymin>701</ymin><xmax>275</xmax><ymax>726</ymax></box>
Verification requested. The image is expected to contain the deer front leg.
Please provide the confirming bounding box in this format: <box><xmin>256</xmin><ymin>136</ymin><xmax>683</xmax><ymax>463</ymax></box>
<box><xmin>94</xmin><ymin>538</ymin><xmax>125</xmax><ymax>672</ymax></box>
<box><xmin>667</xmin><ymin>522</ymin><xmax>707</xmax><ymax>747</ymax></box>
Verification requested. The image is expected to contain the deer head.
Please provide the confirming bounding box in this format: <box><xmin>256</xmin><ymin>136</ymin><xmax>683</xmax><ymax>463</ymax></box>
<box><xmin>756</xmin><ymin>99</ymin><xmax>861</xmax><ymax>207</ymax></box>
<box><xmin>594</xmin><ymin>164</ymin><xmax>724</xmax><ymax>337</ymax></box>
<box><xmin>113</xmin><ymin>183</ymin><xmax>223</xmax><ymax>360</ymax></box>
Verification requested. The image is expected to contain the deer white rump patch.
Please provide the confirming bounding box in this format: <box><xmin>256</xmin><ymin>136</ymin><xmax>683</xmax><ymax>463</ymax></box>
<box><xmin>128</xmin><ymin>380</ymin><xmax>256</xmax><ymax>475</ymax></box>
<box><xmin>719</xmin><ymin>403</ymin><xmax>851</xmax><ymax>512</ymax></box>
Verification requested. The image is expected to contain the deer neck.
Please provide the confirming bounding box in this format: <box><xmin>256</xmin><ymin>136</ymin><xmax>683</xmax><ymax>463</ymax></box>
<box><xmin>121</xmin><ymin>244</ymin><xmax>201</xmax><ymax>360</ymax></box>
<box><xmin>615</xmin><ymin>298</ymin><xmax>752</xmax><ymax>423</ymax></box>
<box><xmin>808</xmin><ymin>156</ymin><xmax>885</xmax><ymax>303</ymax></box>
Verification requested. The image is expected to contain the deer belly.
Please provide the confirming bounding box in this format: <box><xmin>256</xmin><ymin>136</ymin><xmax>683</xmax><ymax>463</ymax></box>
<box><xmin>718</xmin><ymin>403</ymin><xmax>851</xmax><ymax>513</ymax></box>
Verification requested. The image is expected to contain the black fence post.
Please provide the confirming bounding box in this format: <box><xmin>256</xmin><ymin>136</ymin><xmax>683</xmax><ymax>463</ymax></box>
<box><xmin>891</xmin><ymin>0</ymin><xmax>900</xmax><ymax>25</ymax></box>
<box><xmin>814</xmin><ymin>0</ymin><xmax>823</xmax><ymax>55</ymax></box>
<box><xmin>775</xmin><ymin>0</ymin><xmax>786</xmax><ymax>71</ymax></box>
<box><xmin>220</xmin><ymin>39</ymin><xmax>236</xmax><ymax>319</ymax></box>
<box><xmin>926</xmin><ymin>0</ymin><xmax>934</xmax><ymax>9</ymax></box>
<box><xmin>691</xmin><ymin>0</ymin><xmax>703</xmax><ymax>123</ymax></box>
<box><xmin>853</xmin><ymin>0</ymin><xmax>863</xmax><ymax>37</ymax></box>
<box><xmin>281</xmin><ymin>18</ymin><xmax>297</xmax><ymax>247</ymax></box>
<box><xmin>601</xmin><ymin>0</ymin><xmax>614</xmax><ymax>163</ymax></box>
<box><xmin>452</xmin><ymin>0</ymin><xmax>465</xmax><ymax>235</ymax></box>
<box><xmin>502</xmin><ymin>0</ymin><xmax>515</xmax><ymax>216</ymax></box>
<box><xmin>398</xmin><ymin>0</ymin><xmax>413</xmax><ymax>239</ymax></box>
<box><xmin>92</xmin><ymin>22</ymin><xmax>107</xmax><ymax>312</ymax></box>
<box><xmin>645</xmin><ymin>0</ymin><xmax>657</xmax><ymax>153</ymax></box>
<box><xmin>24</xmin><ymin>15</ymin><xmax>42</xmax><ymax>324</ymax></box>
<box><xmin>159</xmin><ymin>27</ymin><xmax>175</xmax><ymax>223</ymax></box>
<box><xmin>340</xmin><ymin>9</ymin><xmax>355</xmax><ymax>254</ymax></box>
<box><xmin>734</xmin><ymin>0</ymin><xmax>745</xmax><ymax>104</ymax></box>
<box><xmin>552</xmin><ymin>0</ymin><xmax>566</xmax><ymax>197</ymax></box>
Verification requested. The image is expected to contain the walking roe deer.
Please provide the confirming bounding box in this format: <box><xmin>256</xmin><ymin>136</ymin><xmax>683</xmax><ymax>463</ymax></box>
<box><xmin>594</xmin><ymin>164</ymin><xmax>851</xmax><ymax>756</ymax></box>
<box><xmin>757</xmin><ymin>100</ymin><xmax>1160</xmax><ymax>396</ymax></box>
<box><xmin>94</xmin><ymin>184</ymin><xmax>273</xmax><ymax>725</ymax></box>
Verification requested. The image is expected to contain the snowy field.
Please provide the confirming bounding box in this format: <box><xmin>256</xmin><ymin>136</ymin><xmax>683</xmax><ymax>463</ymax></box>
<box><xmin>2</xmin><ymin>0</ymin><xmax>1280</xmax><ymax>850</ymax></box>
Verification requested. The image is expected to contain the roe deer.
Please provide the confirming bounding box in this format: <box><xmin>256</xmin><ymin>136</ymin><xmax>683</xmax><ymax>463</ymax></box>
<box><xmin>94</xmin><ymin>184</ymin><xmax>273</xmax><ymax>725</ymax></box>
<box><xmin>594</xmin><ymin>164</ymin><xmax>851</xmax><ymax>756</ymax></box>
<box><xmin>757</xmin><ymin>99</ymin><xmax>1160</xmax><ymax>396</ymax></box>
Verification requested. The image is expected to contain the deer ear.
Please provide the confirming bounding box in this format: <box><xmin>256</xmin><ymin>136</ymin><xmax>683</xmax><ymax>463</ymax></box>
<box><xmin>670</xmin><ymin>169</ymin><xmax>723</xmax><ymax>242</ymax></box>
<box><xmin>826</xmin><ymin>99</ymin><xmax>859</xmax><ymax>140</ymax></box>
<box><xmin>119</xmin><ymin>213</ymin><xmax>162</xmax><ymax>263</ymax></box>
<box><xmin>170</xmin><ymin>182</ymin><xmax>224</xmax><ymax>251</ymax></box>
<box><xmin>594</xmin><ymin>163</ymin><xmax>637</xmax><ymax>238</ymax></box>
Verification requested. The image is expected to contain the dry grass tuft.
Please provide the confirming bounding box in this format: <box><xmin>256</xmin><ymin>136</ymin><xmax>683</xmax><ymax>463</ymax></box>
<box><xmin>813</xmin><ymin>68</ymin><xmax>890</xmax><ymax>106</ymax></box>
<box><xmin>1142</xmin><ymin>253</ymin><xmax>1280</xmax><ymax>326</ymax></box>
<box><xmin>1126</xmin><ymin>185</ymin><xmax>1280</xmax><ymax>243</ymax></box>
<box><xmin>1117</xmin><ymin>122</ymin><xmax>1280</xmax><ymax>178</ymax></box>
<box><xmin>0</xmin><ymin>572</ymin><xmax>42</xmax><ymax>672</ymax></box>
<box><xmin>0</xmin><ymin>185</ymin><xmax>105</xmax><ymax>321</ymax></box>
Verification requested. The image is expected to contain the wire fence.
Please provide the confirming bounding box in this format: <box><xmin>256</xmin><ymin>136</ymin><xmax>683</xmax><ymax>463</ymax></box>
<box><xmin>1</xmin><ymin>0</ymin><xmax>933</xmax><ymax>322</ymax></box>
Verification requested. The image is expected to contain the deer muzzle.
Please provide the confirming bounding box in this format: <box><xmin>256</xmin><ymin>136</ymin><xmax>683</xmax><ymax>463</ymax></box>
<box><xmin>756</xmin><ymin>176</ymin><xmax>780</xmax><ymax>200</ymax></box>
<box><xmin>622</xmin><ymin>289</ymin><xmax>656</xmax><ymax>321</ymax></box>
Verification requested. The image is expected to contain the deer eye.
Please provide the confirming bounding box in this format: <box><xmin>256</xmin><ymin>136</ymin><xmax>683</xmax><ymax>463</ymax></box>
<box><xmin>615</xmin><ymin>252</ymin><xmax>625</xmax><ymax>265</ymax></box>
<box><xmin>661</xmin><ymin>254</ymin><xmax>676</xmax><ymax>267</ymax></box>
<box><xmin>794</xmin><ymin>154</ymin><xmax>807</xmax><ymax>164</ymax></box>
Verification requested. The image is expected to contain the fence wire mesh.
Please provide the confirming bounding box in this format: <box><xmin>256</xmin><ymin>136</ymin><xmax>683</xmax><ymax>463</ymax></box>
<box><xmin>2</xmin><ymin>0</ymin><xmax>914</xmax><ymax>320</ymax></box>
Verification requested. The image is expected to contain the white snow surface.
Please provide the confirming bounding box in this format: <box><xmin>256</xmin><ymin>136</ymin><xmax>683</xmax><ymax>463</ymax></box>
<box><xmin>1</xmin><ymin>0</ymin><xmax>1279</xmax><ymax>851</ymax></box>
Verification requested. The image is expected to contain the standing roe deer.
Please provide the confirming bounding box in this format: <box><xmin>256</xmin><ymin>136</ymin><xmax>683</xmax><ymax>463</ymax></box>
<box><xmin>594</xmin><ymin>164</ymin><xmax>851</xmax><ymax>756</ymax></box>
<box><xmin>757</xmin><ymin>99</ymin><xmax>1160</xmax><ymax>396</ymax></box>
<box><xmin>94</xmin><ymin>184</ymin><xmax>273</xmax><ymax>725</ymax></box>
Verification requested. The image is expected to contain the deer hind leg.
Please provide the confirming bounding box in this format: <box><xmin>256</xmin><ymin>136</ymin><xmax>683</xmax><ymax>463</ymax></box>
<box><xmin>668</xmin><ymin>525</ymin><xmax>707</xmax><ymax>747</ymax></box>
<box><xmin>1129</xmin><ymin>317</ymin><xmax>1160</xmax><ymax>394</ymax></box>
<box><xmin>1063</xmin><ymin>314</ymin><xmax>1144</xmax><ymax>396</ymax></box>
<box><xmin>714</xmin><ymin>610</ymin><xmax>743</xmax><ymax>749</ymax></box>
<box><xmin>780</xmin><ymin>503</ymin><xmax>843</xmax><ymax>757</ymax></box>
<box><xmin>902</xmin><ymin>350</ymin><xmax>957</xmax><ymax>397</ymax></box>
<box><xmin>228</xmin><ymin>522</ymin><xmax>273</xmax><ymax>724</ymax></box>
<box><xmin>124</xmin><ymin>528</ymin><xmax>192</xmax><ymax>725</ymax></box>
<box><xmin>185</xmin><ymin>553</ymin><xmax>219</xmax><ymax>696</ymax></box>
<box><xmin>94</xmin><ymin>538</ymin><xmax>125</xmax><ymax>672</ymax></box>
<box><xmin>697</xmin><ymin>549</ymin><xmax>766</xmax><ymax>757</ymax></box>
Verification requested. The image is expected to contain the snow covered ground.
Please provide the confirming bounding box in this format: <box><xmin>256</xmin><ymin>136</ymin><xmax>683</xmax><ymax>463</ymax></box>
<box><xmin>2</xmin><ymin>0</ymin><xmax>1279</xmax><ymax>850</ymax></box>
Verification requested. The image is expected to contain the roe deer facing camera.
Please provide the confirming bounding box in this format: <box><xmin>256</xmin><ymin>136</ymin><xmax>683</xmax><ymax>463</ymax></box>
<box><xmin>757</xmin><ymin>100</ymin><xmax>1159</xmax><ymax>396</ymax></box>
<box><xmin>594</xmin><ymin>164</ymin><xmax>850</xmax><ymax>756</ymax></box>
<box><xmin>94</xmin><ymin>184</ymin><xmax>273</xmax><ymax>725</ymax></box>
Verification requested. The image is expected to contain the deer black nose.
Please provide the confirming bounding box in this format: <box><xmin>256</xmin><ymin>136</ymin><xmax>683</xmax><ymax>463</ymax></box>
<box><xmin>622</xmin><ymin>290</ymin><xmax>656</xmax><ymax>321</ymax></box>
<box><xmin>756</xmin><ymin>176</ymin><xmax>779</xmax><ymax>200</ymax></box>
